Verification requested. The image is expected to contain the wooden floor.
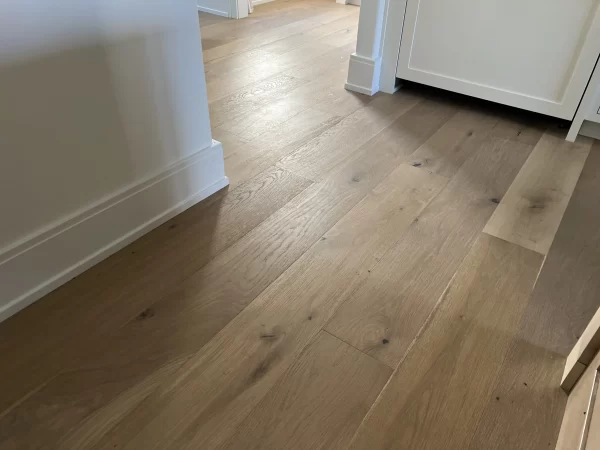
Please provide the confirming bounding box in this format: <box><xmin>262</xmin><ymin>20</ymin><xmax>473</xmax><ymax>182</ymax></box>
<box><xmin>2</xmin><ymin>1</ymin><xmax>600</xmax><ymax>448</ymax></box>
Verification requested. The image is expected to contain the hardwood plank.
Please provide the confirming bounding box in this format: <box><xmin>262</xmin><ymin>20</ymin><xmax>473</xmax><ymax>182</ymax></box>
<box><xmin>524</xmin><ymin>142</ymin><xmax>600</xmax><ymax>359</ymax></box>
<box><xmin>407</xmin><ymin>108</ymin><xmax>498</xmax><ymax>177</ymax></box>
<box><xmin>0</xmin><ymin>167</ymin><xmax>311</xmax><ymax>422</ymax></box>
<box><xmin>224</xmin><ymin>108</ymin><xmax>342</xmax><ymax>187</ymax></box>
<box><xmin>198</xmin><ymin>12</ymin><xmax>229</xmax><ymax>28</ymax></box>
<box><xmin>200</xmin><ymin>4</ymin><xmax>316</xmax><ymax>44</ymax></box>
<box><xmin>217</xmin><ymin>96</ymin><xmax>311</xmax><ymax>141</ymax></box>
<box><xmin>201</xmin><ymin>4</ymin><xmax>356</xmax><ymax>64</ymax></box>
<box><xmin>257</xmin><ymin>14</ymin><xmax>357</xmax><ymax>54</ymax></box>
<box><xmin>282</xmin><ymin>58</ymin><xmax>373</xmax><ymax>117</ymax></box>
<box><xmin>212</xmin><ymin>45</ymin><xmax>355</xmax><ymax>138</ymax></box>
<box><xmin>484</xmin><ymin>130</ymin><xmax>592</xmax><ymax>255</ymax></box>
<box><xmin>202</xmin><ymin>18</ymin><xmax>321</xmax><ymax>62</ymax></box>
<box><xmin>209</xmin><ymin>74</ymin><xmax>308</xmax><ymax>127</ymax></box>
<box><xmin>284</xmin><ymin>41</ymin><xmax>356</xmax><ymax>81</ymax></box>
<box><xmin>88</xmin><ymin>162</ymin><xmax>449</xmax><ymax>450</ymax></box>
<box><xmin>222</xmin><ymin>331</ymin><xmax>391</xmax><ymax>450</ymax></box>
<box><xmin>211</xmin><ymin>127</ymin><xmax>249</xmax><ymax>158</ymax></box>
<box><xmin>434</xmin><ymin>145</ymin><xmax>600</xmax><ymax>450</ymax></box>
<box><xmin>277</xmin><ymin>92</ymin><xmax>458</xmax><ymax>181</ymax></box>
<box><xmin>325</xmin><ymin>131</ymin><xmax>540</xmax><ymax>368</ymax></box>
<box><xmin>347</xmin><ymin>234</ymin><xmax>543</xmax><ymax>450</ymax></box>
<box><xmin>204</xmin><ymin>49</ymin><xmax>275</xmax><ymax>85</ymax></box>
<box><xmin>17</xmin><ymin>108</ymin><xmax>434</xmax><ymax>449</ymax></box>
<box><xmin>205</xmin><ymin>39</ymin><xmax>348</xmax><ymax>103</ymax></box>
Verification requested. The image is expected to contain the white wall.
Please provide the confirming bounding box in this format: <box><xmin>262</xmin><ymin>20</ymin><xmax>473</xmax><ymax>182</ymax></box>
<box><xmin>0</xmin><ymin>0</ymin><xmax>228</xmax><ymax>320</ymax></box>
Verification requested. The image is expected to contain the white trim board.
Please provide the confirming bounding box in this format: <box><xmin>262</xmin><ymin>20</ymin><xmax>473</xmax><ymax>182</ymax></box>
<box><xmin>252</xmin><ymin>0</ymin><xmax>275</xmax><ymax>6</ymax></box>
<box><xmin>0</xmin><ymin>141</ymin><xmax>228</xmax><ymax>323</ymax></box>
<box><xmin>345</xmin><ymin>53</ymin><xmax>381</xmax><ymax>95</ymax></box>
<box><xmin>197</xmin><ymin>5</ymin><xmax>230</xmax><ymax>17</ymax></box>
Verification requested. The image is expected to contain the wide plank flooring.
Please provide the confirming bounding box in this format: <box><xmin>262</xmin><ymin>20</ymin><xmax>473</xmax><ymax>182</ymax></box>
<box><xmin>1</xmin><ymin>1</ymin><xmax>598</xmax><ymax>449</ymax></box>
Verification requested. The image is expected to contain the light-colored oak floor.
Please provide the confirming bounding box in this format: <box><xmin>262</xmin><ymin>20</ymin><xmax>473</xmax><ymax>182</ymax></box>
<box><xmin>1</xmin><ymin>1</ymin><xmax>600</xmax><ymax>448</ymax></box>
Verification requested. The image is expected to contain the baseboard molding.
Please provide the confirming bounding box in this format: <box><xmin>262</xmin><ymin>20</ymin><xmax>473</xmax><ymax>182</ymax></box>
<box><xmin>252</xmin><ymin>0</ymin><xmax>275</xmax><ymax>5</ymax></box>
<box><xmin>345</xmin><ymin>53</ymin><xmax>381</xmax><ymax>96</ymax></box>
<box><xmin>579</xmin><ymin>120</ymin><xmax>600</xmax><ymax>141</ymax></box>
<box><xmin>0</xmin><ymin>140</ymin><xmax>228</xmax><ymax>323</ymax></box>
<box><xmin>336</xmin><ymin>0</ymin><xmax>361</xmax><ymax>4</ymax></box>
<box><xmin>197</xmin><ymin>5</ymin><xmax>230</xmax><ymax>17</ymax></box>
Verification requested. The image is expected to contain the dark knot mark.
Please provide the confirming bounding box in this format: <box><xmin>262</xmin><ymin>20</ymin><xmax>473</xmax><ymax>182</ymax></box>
<box><xmin>491</xmin><ymin>198</ymin><xmax>500</xmax><ymax>204</ymax></box>
<box><xmin>382</xmin><ymin>338</ymin><xmax>389</xmax><ymax>345</ymax></box>
<box><xmin>529</xmin><ymin>203</ymin><xmax>545</xmax><ymax>210</ymax></box>
<box><xmin>352</xmin><ymin>174</ymin><xmax>362</xmax><ymax>182</ymax></box>
<box><xmin>259</xmin><ymin>333</ymin><xmax>277</xmax><ymax>340</ymax></box>
<box><xmin>169</xmin><ymin>224</ymin><xmax>178</xmax><ymax>230</ymax></box>
<box><xmin>467</xmin><ymin>131</ymin><xmax>474</xmax><ymax>137</ymax></box>
<box><xmin>496</xmin><ymin>396</ymin><xmax>500</xmax><ymax>401</ymax></box>
<box><xmin>136</xmin><ymin>308</ymin><xmax>154</xmax><ymax>320</ymax></box>
<box><xmin>412</xmin><ymin>162</ymin><xmax>422</xmax><ymax>167</ymax></box>
<box><xmin>249</xmin><ymin>352</ymin><xmax>279</xmax><ymax>383</ymax></box>
<box><xmin>308</xmin><ymin>315</ymin><xmax>313</xmax><ymax>321</ymax></box>
<box><xmin>320</xmin><ymin>237</ymin><xmax>327</xmax><ymax>241</ymax></box>
<box><xmin>523</xmin><ymin>382</ymin><xmax>528</xmax><ymax>387</ymax></box>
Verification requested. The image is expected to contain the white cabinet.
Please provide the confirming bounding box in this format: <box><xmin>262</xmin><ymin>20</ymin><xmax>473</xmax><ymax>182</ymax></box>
<box><xmin>396</xmin><ymin>0</ymin><xmax>600</xmax><ymax>120</ymax></box>
<box><xmin>587</xmin><ymin>89</ymin><xmax>600</xmax><ymax>123</ymax></box>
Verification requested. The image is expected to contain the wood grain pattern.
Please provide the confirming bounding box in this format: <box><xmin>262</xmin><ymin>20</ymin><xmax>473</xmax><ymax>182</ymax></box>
<box><xmin>347</xmin><ymin>234</ymin><xmax>543</xmax><ymax>450</ymax></box>
<box><xmin>223</xmin><ymin>331</ymin><xmax>391</xmax><ymax>450</ymax></box>
<box><xmin>325</xmin><ymin>128</ymin><xmax>540</xmax><ymax>368</ymax></box>
<box><xmin>209</xmin><ymin>74</ymin><xmax>308</xmax><ymax>127</ymax></box>
<box><xmin>224</xmin><ymin>108</ymin><xmax>341</xmax><ymax>187</ymax></box>
<box><xmin>258</xmin><ymin>14</ymin><xmax>357</xmax><ymax>55</ymax></box>
<box><xmin>278</xmin><ymin>93</ymin><xmax>458</xmax><ymax>181</ymax></box>
<box><xmin>0</xmin><ymin>2</ymin><xmax>592</xmax><ymax>449</ymax></box>
<box><xmin>86</xmin><ymin>162</ymin><xmax>448</xmax><ymax>450</ymax></box>
<box><xmin>407</xmin><ymin>108</ymin><xmax>497</xmax><ymax>177</ymax></box>
<box><xmin>525</xmin><ymin>142</ymin><xmax>600</xmax><ymax>359</ymax></box>
<box><xmin>211</xmin><ymin>127</ymin><xmax>249</xmax><ymax>158</ymax></box>
<box><xmin>0</xmin><ymin>167</ymin><xmax>312</xmax><ymax>443</ymax></box>
<box><xmin>484</xmin><ymin>130</ymin><xmax>593</xmax><ymax>255</ymax></box>
<box><xmin>205</xmin><ymin>19</ymin><xmax>356</xmax><ymax>103</ymax></box>
<box><xmin>467</xmin><ymin>143</ymin><xmax>600</xmax><ymax>450</ymax></box>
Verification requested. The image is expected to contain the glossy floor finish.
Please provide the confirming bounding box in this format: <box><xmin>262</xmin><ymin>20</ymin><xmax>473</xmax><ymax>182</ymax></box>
<box><xmin>1</xmin><ymin>1</ymin><xmax>600</xmax><ymax>449</ymax></box>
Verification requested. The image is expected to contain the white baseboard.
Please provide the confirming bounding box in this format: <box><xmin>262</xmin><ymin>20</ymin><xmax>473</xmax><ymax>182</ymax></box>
<box><xmin>336</xmin><ymin>0</ymin><xmax>361</xmax><ymax>4</ymax></box>
<box><xmin>197</xmin><ymin>5</ymin><xmax>230</xmax><ymax>17</ymax></box>
<box><xmin>0</xmin><ymin>140</ymin><xmax>228</xmax><ymax>323</ymax></box>
<box><xmin>345</xmin><ymin>53</ymin><xmax>381</xmax><ymax>96</ymax></box>
<box><xmin>252</xmin><ymin>0</ymin><xmax>275</xmax><ymax>5</ymax></box>
<box><xmin>579</xmin><ymin>120</ymin><xmax>600</xmax><ymax>141</ymax></box>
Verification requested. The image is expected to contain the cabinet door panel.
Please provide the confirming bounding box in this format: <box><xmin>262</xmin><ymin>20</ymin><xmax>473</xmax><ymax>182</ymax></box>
<box><xmin>397</xmin><ymin>0</ymin><xmax>600</xmax><ymax>119</ymax></box>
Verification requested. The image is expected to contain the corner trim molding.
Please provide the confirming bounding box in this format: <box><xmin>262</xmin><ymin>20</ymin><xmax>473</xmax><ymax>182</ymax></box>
<box><xmin>345</xmin><ymin>53</ymin><xmax>381</xmax><ymax>96</ymax></box>
<box><xmin>0</xmin><ymin>140</ymin><xmax>228</xmax><ymax>322</ymax></box>
<box><xmin>197</xmin><ymin>5</ymin><xmax>230</xmax><ymax>17</ymax></box>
